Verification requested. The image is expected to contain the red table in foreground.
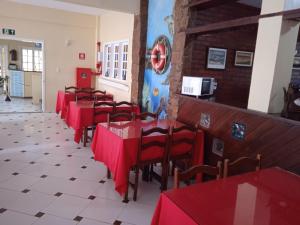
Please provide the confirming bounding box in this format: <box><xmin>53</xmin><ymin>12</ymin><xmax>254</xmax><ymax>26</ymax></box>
<box><xmin>91</xmin><ymin>119</ymin><xmax>204</xmax><ymax>196</ymax></box>
<box><xmin>151</xmin><ymin>167</ymin><xmax>300</xmax><ymax>225</ymax></box>
<box><xmin>65</xmin><ymin>101</ymin><xmax>140</xmax><ymax>143</ymax></box>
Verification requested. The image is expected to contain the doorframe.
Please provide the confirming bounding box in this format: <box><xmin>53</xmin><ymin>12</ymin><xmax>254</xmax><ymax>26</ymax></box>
<box><xmin>0</xmin><ymin>45</ymin><xmax>8</xmax><ymax>78</ymax></box>
<box><xmin>0</xmin><ymin>36</ymin><xmax>46</xmax><ymax>112</ymax></box>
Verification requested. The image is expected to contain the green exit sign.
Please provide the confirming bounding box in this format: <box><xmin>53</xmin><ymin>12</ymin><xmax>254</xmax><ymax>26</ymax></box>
<box><xmin>2</xmin><ymin>28</ymin><xmax>15</xmax><ymax>35</ymax></box>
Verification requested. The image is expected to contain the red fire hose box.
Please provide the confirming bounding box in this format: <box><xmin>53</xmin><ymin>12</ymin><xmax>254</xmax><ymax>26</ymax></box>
<box><xmin>76</xmin><ymin>67</ymin><xmax>92</xmax><ymax>89</ymax></box>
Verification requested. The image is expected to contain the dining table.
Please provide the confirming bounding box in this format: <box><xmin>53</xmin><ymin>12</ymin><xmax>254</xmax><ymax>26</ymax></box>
<box><xmin>91</xmin><ymin>119</ymin><xmax>204</xmax><ymax>196</ymax></box>
<box><xmin>65</xmin><ymin>101</ymin><xmax>140</xmax><ymax>144</ymax></box>
<box><xmin>55</xmin><ymin>90</ymin><xmax>114</xmax><ymax>119</ymax></box>
<box><xmin>55</xmin><ymin>90</ymin><xmax>75</xmax><ymax>119</ymax></box>
<box><xmin>151</xmin><ymin>167</ymin><xmax>300</xmax><ymax>225</ymax></box>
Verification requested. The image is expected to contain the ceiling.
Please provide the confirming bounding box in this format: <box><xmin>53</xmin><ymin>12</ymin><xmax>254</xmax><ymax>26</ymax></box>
<box><xmin>6</xmin><ymin>0</ymin><xmax>140</xmax><ymax>15</ymax></box>
<box><xmin>239</xmin><ymin>0</ymin><xmax>262</xmax><ymax>8</ymax></box>
<box><xmin>6</xmin><ymin>0</ymin><xmax>262</xmax><ymax>16</ymax></box>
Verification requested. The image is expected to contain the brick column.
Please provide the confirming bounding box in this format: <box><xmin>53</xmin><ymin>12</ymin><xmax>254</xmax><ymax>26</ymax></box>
<box><xmin>167</xmin><ymin>0</ymin><xmax>190</xmax><ymax>119</ymax></box>
<box><xmin>130</xmin><ymin>0</ymin><xmax>148</xmax><ymax>104</ymax></box>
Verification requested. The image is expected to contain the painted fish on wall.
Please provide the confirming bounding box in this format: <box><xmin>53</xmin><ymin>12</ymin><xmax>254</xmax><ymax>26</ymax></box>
<box><xmin>142</xmin><ymin>0</ymin><xmax>175</xmax><ymax>119</ymax></box>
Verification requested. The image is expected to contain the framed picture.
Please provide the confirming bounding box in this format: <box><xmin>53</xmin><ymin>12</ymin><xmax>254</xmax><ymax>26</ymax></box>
<box><xmin>234</xmin><ymin>51</ymin><xmax>254</xmax><ymax>67</ymax></box>
<box><xmin>207</xmin><ymin>47</ymin><xmax>227</xmax><ymax>70</ymax></box>
<box><xmin>293</xmin><ymin>56</ymin><xmax>300</xmax><ymax>68</ymax></box>
<box><xmin>212</xmin><ymin>138</ymin><xmax>224</xmax><ymax>157</ymax></box>
<box><xmin>200</xmin><ymin>113</ymin><xmax>211</xmax><ymax>129</ymax></box>
<box><xmin>232</xmin><ymin>122</ymin><xmax>246</xmax><ymax>141</ymax></box>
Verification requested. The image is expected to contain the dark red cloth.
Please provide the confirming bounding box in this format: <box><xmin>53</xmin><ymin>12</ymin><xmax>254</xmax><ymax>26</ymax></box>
<box><xmin>151</xmin><ymin>168</ymin><xmax>300</xmax><ymax>225</ymax></box>
<box><xmin>91</xmin><ymin>120</ymin><xmax>204</xmax><ymax>195</ymax></box>
<box><xmin>55</xmin><ymin>91</ymin><xmax>75</xmax><ymax>119</ymax></box>
<box><xmin>65</xmin><ymin>101</ymin><xmax>140</xmax><ymax>143</ymax></box>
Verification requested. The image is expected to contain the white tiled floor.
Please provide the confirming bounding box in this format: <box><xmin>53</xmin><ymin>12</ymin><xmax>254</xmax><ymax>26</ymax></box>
<box><xmin>0</xmin><ymin>95</ymin><xmax>41</xmax><ymax>113</ymax></box>
<box><xmin>0</xmin><ymin>112</ymin><xmax>162</xmax><ymax>225</ymax></box>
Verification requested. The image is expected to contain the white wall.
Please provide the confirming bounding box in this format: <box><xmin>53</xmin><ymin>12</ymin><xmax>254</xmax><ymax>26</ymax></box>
<box><xmin>0</xmin><ymin>0</ymin><xmax>97</xmax><ymax>111</ymax></box>
<box><xmin>96</xmin><ymin>12</ymin><xmax>134</xmax><ymax>102</ymax></box>
<box><xmin>56</xmin><ymin>0</ymin><xmax>140</xmax><ymax>14</ymax></box>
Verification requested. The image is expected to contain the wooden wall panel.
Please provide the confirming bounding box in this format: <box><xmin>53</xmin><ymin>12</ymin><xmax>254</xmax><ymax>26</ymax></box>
<box><xmin>177</xmin><ymin>95</ymin><xmax>300</xmax><ymax>175</ymax></box>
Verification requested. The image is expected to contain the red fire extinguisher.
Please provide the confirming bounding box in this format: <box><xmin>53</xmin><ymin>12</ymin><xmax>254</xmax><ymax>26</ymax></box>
<box><xmin>96</xmin><ymin>42</ymin><xmax>102</xmax><ymax>75</ymax></box>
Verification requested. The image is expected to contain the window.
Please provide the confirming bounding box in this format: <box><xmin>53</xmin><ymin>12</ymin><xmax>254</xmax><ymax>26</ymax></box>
<box><xmin>103</xmin><ymin>40</ymin><xmax>129</xmax><ymax>81</ymax></box>
<box><xmin>104</xmin><ymin>45</ymin><xmax>112</xmax><ymax>77</ymax></box>
<box><xmin>34</xmin><ymin>50</ymin><xmax>43</xmax><ymax>72</ymax></box>
<box><xmin>121</xmin><ymin>44</ymin><xmax>128</xmax><ymax>81</ymax></box>
<box><xmin>22</xmin><ymin>49</ymin><xmax>33</xmax><ymax>71</ymax></box>
<box><xmin>113</xmin><ymin>45</ymin><xmax>119</xmax><ymax>79</ymax></box>
<box><xmin>22</xmin><ymin>48</ymin><xmax>43</xmax><ymax>72</ymax></box>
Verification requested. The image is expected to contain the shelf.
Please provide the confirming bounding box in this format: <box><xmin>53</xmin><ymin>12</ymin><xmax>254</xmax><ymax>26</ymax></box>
<box><xmin>185</xmin><ymin>15</ymin><xmax>259</xmax><ymax>35</ymax></box>
<box><xmin>186</xmin><ymin>0</ymin><xmax>238</xmax><ymax>10</ymax></box>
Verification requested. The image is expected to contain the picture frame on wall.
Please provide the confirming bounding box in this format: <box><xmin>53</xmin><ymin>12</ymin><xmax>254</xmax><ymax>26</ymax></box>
<box><xmin>234</xmin><ymin>51</ymin><xmax>254</xmax><ymax>67</ymax></box>
<box><xmin>207</xmin><ymin>47</ymin><xmax>227</xmax><ymax>70</ymax></box>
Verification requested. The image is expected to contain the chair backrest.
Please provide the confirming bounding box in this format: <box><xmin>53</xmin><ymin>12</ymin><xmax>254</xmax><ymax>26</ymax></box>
<box><xmin>75</xmin><ymin>90</ymin><xmax>93</xmax><ymax>102</ymax></box>
<box><xmin>223</xmin><ymin>154</ymin><xmax>262</xmax><ymax>178</ymax></box>
<box><xmin>115</xmin><ymin>101</ymin><xmax>135</xmax><ymax>113</ymax></box>
<box><xmin>94</xmin><ymin>94</ymin><xmax>113</xmax><ymax>101</ymax></box>
<box><xmin>170</xmin><ymin>125</ymin><xmax>198</xmax><ymax>158</ymax></box>
<box><xmin>80</xmin><ymin>87</ymin><xmax>94</xmax><ymax>91</ymax></box>
<box><xmin>137</xmin><ymin>127</ymin><xmax>170</xmax><ymax>164</ymax></box>
<box><xmin>93</xmin><ymin>101</ymin><xmax>115</xmax><ymax>124</ymax></box>
<box><xmin>65</xmin><ymin>86</ymin><xmax>78</xmax><ymax>93</ymax></box>
<box><xmin>134</xmin><ymin>112</ymin><xmax>158</xmax><ymax>121</ymax></box>
<box><xmin>107</xmin><ymin>112</ymin><xmax>134</xmax><ymax>124</ymax></box>
<box><xmin>174</xmin><ymin>161</ymin><xmax>222</xmax><ymax>189</ymax></box>
<box><xmin>92</xmin><ymin>90</ymin><xmax>106</xmax><ymax>95</ymax></box>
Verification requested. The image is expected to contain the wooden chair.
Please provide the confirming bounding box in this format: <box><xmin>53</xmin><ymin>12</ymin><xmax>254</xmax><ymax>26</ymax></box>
<box><xmin>115</xmin><ymin>101</ymin><xmax>135</xmax><ymax>113</ymax></box>
<box><xmin>94</xmin><ymin>101</ymin><xmax>115</xmax><ymax>126</ymax></box>
<box><xmin>174</xmin><ymin>161</ymin><xmax>222</xmax><ymax>189</ymax></box>
<box><xmin>107</xmin><ymin>112</ymin><xmax>134</xmax><ymax>124</ymax></box>
<box><xmin>223</xmin><ymin>154</ymin><xmax>262</xmax><ymax>178</ymax></box>
<box><xmin>127</xmin><ymin>127</ymin><xmax>170</xmax><ymax>201</ymax></box>
<box><xmin>134</xmin><ymin>112</ymin><xmax>158</xmax><ymax>120</ymax></box>
<box><xmin>169</xmin><ymin>125</ymin><xmax>198</xmax><ymax>175</ymax></box>
<box><xmin>75</xmin><ymin>90</ymin><xmax>93</xmax><ymax>102</ymax></box>
<box><xmin>81</xmin><ymin>101</ymin><xmax>116</xmax><ymax>146</ymax></box>
<box><xmin>64</xmin><ymin>86</ymin><xmax>78</xmax><ymax>93</ymax></box>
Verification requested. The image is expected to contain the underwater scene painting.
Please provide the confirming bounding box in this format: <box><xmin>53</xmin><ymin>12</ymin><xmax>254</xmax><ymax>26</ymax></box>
<box><xmin>141</xmin><ymin>0</ymin><xmax>175</xmax><ymax>119</ymax></box>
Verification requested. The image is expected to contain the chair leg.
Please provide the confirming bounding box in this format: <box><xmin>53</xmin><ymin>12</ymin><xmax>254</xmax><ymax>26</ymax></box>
<box><xmin>123</xmin><ymin>172</ymin><xmax>129</xmax><ymax>203</ymax></box>
<box><xmin>149</xmin><ymin>164</ymin><xmax>153</xmax><ymax>182</ymax></box>
<box><xmin>161</xmin><ymin>163</ymin><xmax>168</xmax><ymax>191</ymax></box>
<box><xmin>171</xmin><ymin>161</ymin><xmax>175</xmax><ymax>176</ymax></box>
<box><xmin>106</xmin><ymin>168</ymin><xmax>111</xmax><ymax>179</ymax></box>
<box><xmin>133</xmin><ymin>167</ymin><xmax>139</xmax><ymax>201</ymax></box>
<box><xmin>83</xmin><ymin>128</ymin><xmax>87</xmax><ymax>147</ymax></box>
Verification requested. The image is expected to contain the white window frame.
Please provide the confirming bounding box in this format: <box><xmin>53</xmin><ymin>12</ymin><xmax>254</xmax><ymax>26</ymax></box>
<box><xmin>103</xmin><ymin>40</ymin><xmax>129</xmax><ymax>82</ymax></box>
<box><xmin>22</xmin><ymin>47</ymin><xmax>43</xmax><ymax>72</ymax></box>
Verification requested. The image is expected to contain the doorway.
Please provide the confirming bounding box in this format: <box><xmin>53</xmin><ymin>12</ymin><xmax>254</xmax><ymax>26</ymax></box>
<box><xmin>0</xmin><ymin>38</ymin><xmax>44</xmax><ymax>113</ymax></box>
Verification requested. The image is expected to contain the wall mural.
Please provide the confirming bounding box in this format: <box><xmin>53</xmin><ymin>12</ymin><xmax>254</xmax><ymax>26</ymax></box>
<box><xmin>142</xmin><ymin>0</ymin><xmax>175</xmax><ymax>119</ymax></box>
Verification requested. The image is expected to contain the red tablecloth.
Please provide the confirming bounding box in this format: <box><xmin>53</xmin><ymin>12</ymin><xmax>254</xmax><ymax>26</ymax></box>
<box><xmin>55</xmin><ymin>91</ymin><xmax>75</xmax><ymax>119</ymax></box>
<box><xmin>65</xmin><ymin>101</ymin><xmax>140</xmax><ymax>143</ymax></box>
<box><xmin>55</xmin><ymin>90</ymin><xmax>114</xmax><ymax>119</ymax></box>
<box><xmin>151</xmin><ymin>167</ymin><xmax>300</xmax><ymax>225</ymax></box>
<box><xmin>91</xmin><ymin>119</ymin><xmax>204</xmax><ymax>195</ymax></box>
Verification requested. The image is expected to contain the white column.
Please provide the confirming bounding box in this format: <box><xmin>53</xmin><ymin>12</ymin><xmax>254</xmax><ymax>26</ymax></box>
<box><xmin>247</xmin><ymin>0</ymin><xmax>300</xmax><ymax>113</ymax></box>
